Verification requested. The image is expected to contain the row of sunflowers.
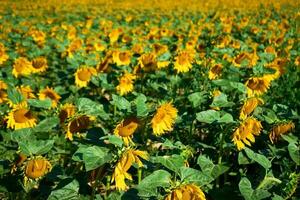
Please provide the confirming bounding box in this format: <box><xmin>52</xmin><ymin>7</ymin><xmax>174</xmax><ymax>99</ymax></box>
<box><xmin>0</xmin><ymin>1</ymin><xmax>299</xmax><ymax>199</ymax></box>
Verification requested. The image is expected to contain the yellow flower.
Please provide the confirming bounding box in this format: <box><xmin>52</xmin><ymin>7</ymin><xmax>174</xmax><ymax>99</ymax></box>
<box><xmin>66</xmin><ymin>38</ymin><xmax>83</xmax><ymax>58</ymax></box>
<box><xmin>266</xmin><ymin>57</ymin><xmax>287</xmax><ymax>80</ymax></box>
<box><xmin>0</xmin><ymin>43</ymin><xmax>9</xmax><ymax>65</ymax></box>
<box><xmin>151</xmin><ymin>102</ymin><xmax>178</xmax><ymax>136</ymax></box>
<box><xmin>112</xmin><ymin>148</ymin><xmax>148</xmax><ymax>191</ymax></box>
<box><xmin>138</xmin><ymin>53</ymin><xmax>157</xmax><ymax>71</ymax></box>
<box><xmin>7</xmin><ymin>85</ymin><xmax>35</xmax><ymax>108</ymax></box>
<box><xmin>157</xmin><ymin>61</ymin><xmax>170</xmax><ymax>69</ymax></box>
<box><xmin>245</xmin><ymin>76</ymin><xmax>273</xmax><ymax>97</ymax></box>
<box><xmin>25</xmin><ymin>157</ymin><xmax>51</xmax><ymax>179</ymax></box>
<box><xmin>74</xmin><ymin>67</ymin><xmax>97</xmax><ymax>88</ymax></box>
<box><xmin>32</xmin><ymin>57</ymin><xmax>48</xmax><ymax>73</ymax></box>
<box><xmin>38</xmin><ymin>87</ymin><xmax>61</xmax><ymax>108</ymax></box>
<box><xmin>109</xmin><ymin>28</ymin><xmax>122</xmax><ymax>44</ymax></box>
<box><xmin>6</xmin><ymin>105</ymin><xmax>37</xmax><ymax>130</ymax></box>
<box><xmin>232</xmin><ymin>117</ymin><xmax>262</xmax><ymax>151</ymax></box>
<box><xmin>174</xmin><ymin>51</ymin><xmax>194</xmax><ymax>73</ymax></box>
<box><xmin>239</xmin><ymin>97</ymin><xmax>264</xmax><ymax>120</ymax></box>
<box><xmin>152</xmin><ymin>43</ymin><xmax>168</xmax><ymax>56</ymax></box>
<box><xmin>59</xmin><ymin>103</ymin><xmax>76</xmax><ymax>124</ymax></box>
<box><xmin>66</xmin><ymin>115</ymin><xmax>91</xmax><ymax>141</ymax></box>
<box><xmin>116</xmin><ymin>72</ymin><xmax>136</xmax><ymax>96</ymax></box>
<box><xmin>12</xmin><ymin>57</ymin><xmax>33</xmax><ymax>78</ymax></box>
<box><xmin>112</xmin><ymin>50</ymin><xmax>131</xmax><ymax>66</ymax></box>
<box><xmin>114</xmin><ymin>117</ymin><xmax>139</xmax><ymax>146</ymax></box>
<box><xmin>232</xmin><ymin>52</ymin><xmax>250</xmax><ymax>67</ymax></box>
<box><xmin>28</xmin><ymin>29</ymin><xmax>46</xmax><ymax>46</ymax></box>
<box><xmin>208</xmin><ymin>63</ymin><xmax>223</xmax><ymax>80</ymax></box>
<box><xmin>210</xmin><ymin>90</ymin><xmax>222</xmax><ymax>111</ymax></box>
<box><xmin>165</xmin><ymin>184</ymin><xmax>206</xmax><ymax>200</ymax></box>
<box><xmin>269</xmin><ymin>122</ymin><xmax>295</xmax><ymax>144</ymax></box>
<box><xmin>0</xmin><ymin>80</ymin><xmax>8</xmax><ymax>104</ymax></box>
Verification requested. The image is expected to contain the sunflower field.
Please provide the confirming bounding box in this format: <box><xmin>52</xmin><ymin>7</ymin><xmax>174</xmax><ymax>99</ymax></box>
<box><xmin>0</xmin><ymin>0</ymin><xmax>299</xmax><ymax>199</ymax></box>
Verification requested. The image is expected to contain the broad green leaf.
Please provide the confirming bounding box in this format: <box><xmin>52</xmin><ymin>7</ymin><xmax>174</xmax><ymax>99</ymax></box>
<box><xmin>19</xmin><ymin>139</ymin><xmax>54</xmax><ymax>156</ymax></box>
<box><xmin>197</xmin><ymin>155</ymin><xmax>229</xmax><ymax>179</ymax></box>
<box><xmin>239</xmin><ymin>177</ymin><xmax>253</xmax><ymax>200</ymax></box>
<box><xmin>188</xmin><ymin>92</ymin><xmax>207</xmax><ymax>108</ymax></box>
<box><xmin>72</xmin><ymin>145</ymin><xmax>111</xmax><ymax>171</ymax></box>
<box><xmin>136</xmin><ymin>170</ymin><xmax>171</xmax><ymax>197</ymax></box>
<box><xmin>151</xmin><ymin>154</ymin><xmax>185</xmax><ymax>173</ymax></box>
<box><xmin>28</xmin><ymin>98</ymin><xmax>52</xmax><ymax>109</ymax></box>
<box><xmin>34</xmin><ymin>117</ymin><xmax>59</xmax><ymax>132</ymax></box>
<box><xmin>196</xmin><ymin>110</ymin><xmax>234</xmax><ymax>124</ymax></box>
<box><xmin>111</xmin><ymin>94</ymin><xmax>131</xmax><ymax>112</ymax></box>
<box><xmin>212</xmin><ymin>79</ymin><xmax>246</xmax><ymax>93</ymax></box>
<box><xmin>244</xmin><ymin>148</ymin><xmax>271</xmax><ymax>169</ymax></box>
<box><xmin>210</xmin><ymin>93</ymin><xmax>234</xmax><ymax>107</ymax></box>
<box><xmin>48</xmin><ymin>179</ymin><xmax>79</xmax><ymax>200</ymax></box>
<box><xmin>288</xmin><ymin>143</ymin><xmax>300</xmax><ymax>165</ymax></box>
<box><xmin>135</xmin><ymin>94</ymin><xmax>148</xmax><ymax>117</ymax></box>
<box><xmin>76</xmin><ymin>98</ymin><xmax>109</xmax><ymax>119</ymax></box>
<box><xmin>238</xmin><ymin>152</ymin><xmax>251</xmax><ymax>165</ymax></box>
<box><xmin>281</xmin><ymin>134</ymin><xmax>298</xmax><ymax>144</ymax></box>
<box><xmin>10</xmin><ymin>128</ymin><xmax>35</xmax><ymax>142</ymax></box>
<box><xmin>100</xmin><ymin>135</ymin><xmax>123</xmax><ymax>147</ymax></box>
<box><xmin>179</xmin><ymin>167</ymin><xmax>213</xmax><ymax>186</ymax></box>
<box><xmin>7</xmin><ymin>87</ymin><xmax>24</xmax><ymax>104</ymax></box>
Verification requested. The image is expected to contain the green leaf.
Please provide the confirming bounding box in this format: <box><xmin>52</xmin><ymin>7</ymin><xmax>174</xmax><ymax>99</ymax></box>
<box><xmin>136</xmin><ymin>170</ymin><xmax>171</xmax><ymax>197</ymax></box>
<box><xmin>10</xmin><ymin>128</ymin><xmax>35</xmax><ymax>142</ymax></box>
<box><xmin>19</xmin><ymin>139</ymin><xmax>54</xmax><ymax>156</ymax></box>
<box><xmin>212</xmin><ymin>79</ymin><xmax>246</xmax><ymax>93</ymax></box>
<box><xmin>76</xmin><ymin>98</ymin><xmax>109</xmax><ymax>119</ymax></box>
<box><xmin>72</xmin><ymin>145</ymin><xmax>111</xmax><ymax>171</ymax></box>
<box><xmin>151</xmin><ymin>155</ymin><xmax>185</xmax><ymax>173</ymax></box>
<box><xmin>135</xmin><ymin>94</ymin><xmax>148</xmax><ymax>117</ymax></box>
<box><xmin>239</xmin><ymin>177</ymin><xmax>254</xmax><ymax>200</ymax></box>
<box><xmin>188</xmin><ymin>92</ymin><xmax>207</xmax><ymax>108</ymax></box>
<box><xmin>100</xmin><ymin>135</ymin><xmax>123</xmax><ymax>147</ymax></box>
<box><xmin>244</xmin><ymin>148</ymin><xmax>271</xmax><ymax>169</ymax></box>
<box><xmin>7</xmin><ymin>87</ymin><xmax>24</xmax><ymax>104</ymax></box>
<box><xmin>48</xmin><ymin>179</ymin><xmax>79</xmax><ymax>200</ymax></box>
<box><xmin>34</xmin><ymin>117</ymin><xmax>59</xmax><ymax>133</ymax></box>
<box><xmin>197</xmin><ymin>155</ymin><xmax>229</xmax><ymax>179</ymax></box>
<box><xmin>111</xmin><ymin>94</ymin><xmax>131</xmax><ymax>112</ymax></box>
<box><xmin>179</xmin><ymin>167</ymin><xmax>213</xmax><ymax>186</ymax></box>
<box><xmin>28</xmin><ymin>98</ymin><xmax>52</xmax><ymax>109</ymax></box>
<box><xmin>210</xmin><ymin>93</ymin><xmax>234</xmax><ymax>107</ymax></box>
<box><xmin>287</xmin><ymin>143</ymin><xmax>300</xmax><ymax>165</ymax></box>
<box><xmin>238</xmin><ymin>151</ymin><xmax>251</xmax><ymax>165</ymax></box>
<box><xmin>196</xmin><ymin>110</ymin><xmax>234</xmax><ymax>124</ymax></box>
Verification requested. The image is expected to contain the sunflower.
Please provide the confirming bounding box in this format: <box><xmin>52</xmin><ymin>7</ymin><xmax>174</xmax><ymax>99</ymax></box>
<box><xmin>112</xmin><ymin>148</ymin><xmax>148</xmax><ymax>191</ymax></box>
<box><xmin>12</xmin><ymin>57</ymin><xmax>33</xmax><ymax>78</ymax></box>
<box><xmin>232</xmin><ymin>52</ymin><xmax>250</xmax><ymax>67</ymax></box>
<box><xmin>109</xmin><ymin>28</ymin><xmax>122</xmax><ymax>44</ymax></box>
<box><xmin>114</xmin><ymin>117</ymin><xmax>139</xmax><ymax>146</ymax></box>
<box><xmin>0</xmin><ymin>80</ymin><xmax>8</xmax><ymax>104</ymax></box>
<box><xmin>269</xmin><ymin>122</ymin><xmax>295</xmax><ymax>144</ymax></box>
<box><xmin>116</xmin><ymin>72</ymin><xmax>136</xmax><ymax>96</ymax></box>
<box><xmin>151</xmin><ymin>102</ymin><xmax>178</xmax><ymax>136</ymax></box>
<box><xmin>0</xmin><ymin>43</ymin><xmax>9</xmax><ymax>65</ymax></box>
<box><xmin>18</xmin><ymin>85</ymin><xmax>35</xmax><ymax>99</ymax></box>
<box><xmin>174</xmin><ymin>51</ymin><xmax>194</xmax><ymax>73</ymax></box>
<box><xmin>266</xmin><ymin>57</ymin><xmax>287</xmax><ymax>79</ymax></box>
<box><xmin>28</xmin><ymin>29</ymin><xmax>46</xmax><ymax>46</ymax></box>
<box><xmin>74</xmin><ymin>67</ymin><xmax>97</xmax><ymax>88</ymax></box>
<box><xmin>6</xmin><ymin>105</ymin><xmax>37</xmax><ymax>130</ymax></box>
<box><xmin>38</xmin><ymin>87</ymin><xmax>61</xmax><ymax>108</ymax></box>
<box><xmin>152</xmin><ymin>43</ymin><xmax>168</xmax><ymax>56</ymax></box>
<box><xmin>245</xmin><ymin>76</ymin><xmax>273</xmax><ymax>97</ymax></box>
<box><xmin>165</xmin><ymin>184</ymin><xmax>206</xmax><ymax>200</ymax></box>
<box><xmin>66</xmin><ymin>38</ymin><xmax>83</xmax><ymax>58</ymax></box>
<box><xmin>138</xmin><ymin>53</ymin><xmax>157</xmax><ymax>71</ymax></box>
<box><xmin>210</xmin><ymin>90</ymin><xmax>221</xmax><ymax>111</ymax></box>
<box><xmin>239</xmin><ymin>97</ymin><xmax>264</xmax><ymax>120</ymax></box>
<box><xmin>59</xmin><ymin>103</ymin><xmax>76</xmax><ymax>124</ymax></box>
<box><xmin>112</xmin><ymin>50</ymin><xmax>131</xmax><ymax>66</ymax></box>
<box><xmin>208</xmin><ymin>63</ymin><xmax>223</xmax><ymax>80</ymax></box>
<box><xmin>232</xmin><ymin>117</ymin><xmax>262</xmax><ymax>151</ymax></box>
<box><xmin>32</xmin><ymin>57</ymin><xmax>48</xmax><ymax>73</ymax></box>
<box><xmin>24</xmin><ymin>157</ymin><xmax>51</xmax><ymax>179</ymax></box>
<box><xmin>66</xmin><ymin>115</ymin><xmax>92</xmax><ymax>141</ymax></box>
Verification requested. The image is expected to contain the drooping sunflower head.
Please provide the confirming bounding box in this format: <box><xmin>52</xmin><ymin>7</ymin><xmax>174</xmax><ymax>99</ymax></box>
<box><xmin>59</xmin><ymin>103</ymin><xmax>76</xmax><ymax>124</ymax></box>
<box><xmin>0</xmin><ymin>43</ymin><xmax>9</xmax><ymax>65</ymax></box>
<box><xmin>232</xmin><ymin>117</ymin><xmax>262</xmax><ymax>151</ymax></box>
<box><xmin>12</xmin><ymin>57</ymin><xmax>33</xmax><ymax>78</ymax></box>
<box><xmin>138</xmin><ymin>53</ymin><xmax>157</xmax><ymax>71</ymax></box>
<box><xmin>18</xmin><ymin>85</ymin><xmax>35</xmax><ymax>99</ymax></box>
<box><xmin>32</xmin><ymin>57</ymin><xmax>48</xmax><ymax>73</ymax></box>
<box><xmin>151</xmin><ymin>102</ymin><xmax>178</xmax><ymax>136</ymax></box>
<box><xmin>38</xmin><ymin>87</ymin><xmax>61</xmax><ymax>108</ymax></box>
<box><xmin>208</xmin><ymin>63</ymin><xmax>223</xmax><ymax>80</ymax></box>
<box><xmin>165</xmin><ymin>184</ymin><xmax>206</xmax><ymax>200</ymax></box>
<box><xmin>114</xmin><ymin>117</ymin><xmax>139</xmax><ymax>146</ymax></box>
<box><xmin>174</xmin><ymin>51</ymin><xmax>194</xmax><ymax>73</ymax></box>
<box><xmin>24</xmin><ymin>157</ymin><xmax>51</xmax><ymax>180</ymax></box>
<box><xmin>74</xmin><ymin>67</ymin><xmax>97</xmax><ymax>88</ymax></box>
<box><xmin>152</xmin><ymin>43</ymin><xmax>168</xmax><ymax>56</ymax></box>
<box><xmin>232</xmin><ymin>52</ymin><xmax>250</xmax><ymax>67</ymax></box>
<box><xmin>112</xmin><ymin>50</ymin><xmax>132</xmax><ymax>66</ymax></box>
<box><xmin>245</xmin><ymin>76</ymin><xmax>272</xmax><ymax>97</ymax></box>
<box><xmin>269</xmin><ymin>122</ymin><xmax>295</xmax><ymax>144</ymax></box>
<box><xmin>116</xmin><ymin>72</ymin><xmax>136</xmax><ymax>96</ymax></box>
<box><xmin>6</xmin><ymin>105</ymin><xmax>37</xmax><ymax>130</ymax></box>
<box><xmin>239</xmin><ymin>97</ymin><xmax>264</xmax><ymax>120</ymax></box>
<box><xmin>0</xmin><ymin>80</ymin><xmax>8</xmax><ymax>104</ymax></box>
<box><xmin>66</xmin><ymin>115</ymin><xmax>92</xmax><ymax>141</ymax></box>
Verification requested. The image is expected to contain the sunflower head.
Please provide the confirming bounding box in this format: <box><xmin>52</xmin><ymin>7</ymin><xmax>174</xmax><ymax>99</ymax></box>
<box><xmin>138</xmin><ymin>53</ymin><xmax>157</xmax><ymax>71</ymax></box>
<box><xmin>32</xmin><ymin>57</ymin><xmax>48</xmax><ymax>73</ymax></box>
<box><xmin>269</xmin><ymin>122</ymin><xmax>295</xmax><ymax>144</ymax></box>
<box><xmin>74</xmin><ymin>67</ymin><xmax>97</xmax><ymax>88</ymax></box>
<box><xmin>174</xmin><ymin>51</ymin><xmax>194</xmax><ymax>73</ymax></box>
<box><xmin>12</xmin><ymin>57</ymin><xmax>33</xmax><ymax>78</ymax></box>
<box><xmin>6</xmin><ymin>105</ymin><xmax>37</xmax><ymax>130</ymax></box>
<box><xmin>239</xmin><ymin>97</ymin><xmax>264</xmax><ymax>120</ymax></box>
<box><xmin>165</xmin><ymin>184</ymin><xmax>206</xmax><ymax>200</ymax></box>
<box><xmin>0</xmin><ymin>80</ymin><xmax>8</xmax><ymax>104</ymax></box>
<box><xmin>38</xmin><ymin>87</ymin><xmax>61</xmax><ymax>108</ymax></box>
<box><xmin>25</xmin><ymin>157</ymin><xmax>51</xmax><ymax>179</ymax></box>
<box><xmin>112</xmin><ymin>50</ymin><xmax>132</xmax><ymax>66</ymax></box>
<box><xmin>66</xmin><ymin>115</ymin><xmax>92</xmax><ymax>141</ymax></box>
<box><xmin>116</xmin><ymin>72</ymin><xmax>136</xmax><ymax>96</ymax></box>
<box><xmin>245</xmin><ymin>76</ymin><xmax>272</xmax><ymax>97</ymax></box>
<box><xmin>0</xmin><ymin>43</ymin><xmax>9</xmax><ymax>65</ymax></box>
<box><xmin>208</xmin><ymin>63</ymin><xmax>223</xmax><ymax>80</ymax></box>
<box><xmin>151</xmin><ymin>102</ymin><xmax>178</xmax><ymax>136</ymax></box>
<box><xmin>114</xmin><ymin>117</ymin><xmax>139</xmax><ymax>146</ymax></box>
<box><xmin>59</xmin><ymin>103</ymin><xmax>76</xmax><ymax>124</ymax></box>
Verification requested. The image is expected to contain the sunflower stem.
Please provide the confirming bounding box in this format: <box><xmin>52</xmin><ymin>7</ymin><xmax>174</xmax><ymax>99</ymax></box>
<box><xmin>138</xmin><ymin>168</ymin><xmax>142</xmax><ymax>184</ymax></box>
<box><xmin>105</xmin><ymin>175</ymin><xmax>111</xmax><ymax>197</ymax></box>
<box><xmin>216</xmin><ymin>131</ymin><xmax>225</xmax><ymax>188</ymax></box>
<box><xmin>91</xmin><ymin>167</ymin><xmax>103</xmax><ymax>200</ymax></box>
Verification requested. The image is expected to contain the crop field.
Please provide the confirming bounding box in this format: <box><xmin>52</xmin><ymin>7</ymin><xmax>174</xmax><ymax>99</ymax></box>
<box><xmin>0</xmin><ymin>0</ymin><xmax>299</xmax><ymax>199</ymax></box>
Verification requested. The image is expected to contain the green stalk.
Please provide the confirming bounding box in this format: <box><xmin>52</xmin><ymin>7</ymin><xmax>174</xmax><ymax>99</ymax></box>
<box><xmin>138</xmin><ymin>168</ymin><xmax>142</xmax><ymax>184</ymax></box>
